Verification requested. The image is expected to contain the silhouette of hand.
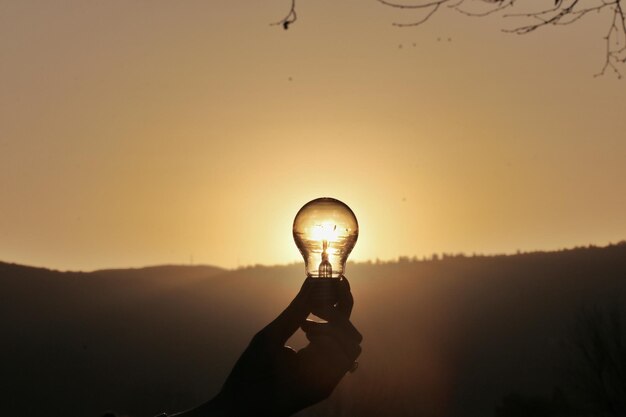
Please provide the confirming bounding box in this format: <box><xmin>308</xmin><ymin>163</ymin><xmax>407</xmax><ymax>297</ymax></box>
<box><xmin>179</xmin><ymin>277</ymin><xmax>362</xmax><ymax>417</ymax></box>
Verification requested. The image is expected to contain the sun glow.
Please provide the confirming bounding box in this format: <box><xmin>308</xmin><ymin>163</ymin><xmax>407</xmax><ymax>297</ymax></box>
<box><xmin>310</xmin><ymin>222</ymin><xmax>341</xmax><ymax>243</ymax></box>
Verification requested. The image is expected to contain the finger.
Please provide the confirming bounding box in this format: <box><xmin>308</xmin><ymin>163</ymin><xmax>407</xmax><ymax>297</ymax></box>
<box><xmin>314</xmin><ymin>304</ymin><xmax>354</xmax><ymax>331</ymax></box>
<box><xmin>307</xmin><ymin>332</ymin><xmax>360</xmax><ymax>375</ymax></box>
<box><xmin>336</xmin><ymin>276</ymin><xmax>354</xmax><ymax>318</ymax></box>
<box><xmin>302</xmin><ymin>323</ymin><xmax>326</xmax><ymax>344</ymax></box>
<box><xmin>301</xmin><ymin>319</ymin><xmax>324</xmax><ymax>334</ymax></box>
<box><xmin>303</xmin><ymin>317</ymin><xmax>361</xmax><ymax>346</ymax></box>
<box><xmin>303</xmin><ymin>322</ymin><xmax>362</xmax><ymax>362</ymax></box>
<box><xmin>296</xmin><ymin>344</ymin><xmax>348</xmax><ymax>392</ymax></box>
<box><xmin>337</xmin><ymin>320</ymin><xmax>363</xmax><ymax>345</ymax></box>
<box><xmin>303</xmin><ymin>315</ymin><xmax>362</xmax><ymax>345</ymax></box>
<box><xmin>263</xmin><ymin>278</ymin><xmax>314</xmax><ymax>345</ymax></box>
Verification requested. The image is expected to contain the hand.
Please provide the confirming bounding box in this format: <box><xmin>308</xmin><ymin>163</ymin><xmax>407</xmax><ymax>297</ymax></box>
<box><xmin>198</xmin><ymin>277</ymin><xmax>363</xmax><ymax>417</ymax></box>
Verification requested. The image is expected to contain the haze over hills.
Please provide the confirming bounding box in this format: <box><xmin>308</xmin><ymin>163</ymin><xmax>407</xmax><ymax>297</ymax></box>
<box><xmin>1</xmin><ymin>243</ymin><xmax>625</xmax><ymax>417</ymax></box>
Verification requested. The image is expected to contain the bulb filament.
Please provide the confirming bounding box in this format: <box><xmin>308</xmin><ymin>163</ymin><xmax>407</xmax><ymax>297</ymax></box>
<box><xmin>318</xmin><ymin>239</ymin><xmax>333</xmax><ymax>278</ymax></box>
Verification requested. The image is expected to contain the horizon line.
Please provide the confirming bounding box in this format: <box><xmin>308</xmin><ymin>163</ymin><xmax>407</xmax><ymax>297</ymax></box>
<box><xmin>2</xmin><ymin>240</ymin><xmax>624</xmax><ymax>275</ymax></box>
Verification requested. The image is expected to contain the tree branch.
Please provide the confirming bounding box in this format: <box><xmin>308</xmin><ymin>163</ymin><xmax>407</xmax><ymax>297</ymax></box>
<box><xmin>271</xmin><ymin>0</ymin><xmax>626</xmax><ymax>77</ymax></box>
<box><xmin>379</xmin><ymin>0</ymin><xmax>626</xmax><ymax>78</ymax></box>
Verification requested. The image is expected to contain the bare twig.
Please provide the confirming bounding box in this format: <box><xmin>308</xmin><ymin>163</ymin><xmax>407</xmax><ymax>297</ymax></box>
<box><xmin>394</xmin><ymin>2</ymin><xmax>443</xmax><ymax>27</ymax></box>
<box><xmin>377</xmin><ymin>0</ymin><xmax>452</xmax><ymax>26</ymax></box>
<box><xmin>453</xmin><ymin>0</ymin><xmax>514</xmax><ymax>18</ymax></box>
<box><xmin>502</xmin><ymin>0</ymin><xmax>582</xmax><ymax>34</ymax></box>
<box><xmin>595</xmin><ymin>1</ymin><xmax>626</xmax><ymax>78</ymax></box>
<box><xmin>271</xmin><ymin>0</ymin><xmax>297</xmax><ymax>30</ymax></box>
<box><xmin>377</xmin><ymin>0</ymin><xmax>451</xmax><ymax>10</ymax></box>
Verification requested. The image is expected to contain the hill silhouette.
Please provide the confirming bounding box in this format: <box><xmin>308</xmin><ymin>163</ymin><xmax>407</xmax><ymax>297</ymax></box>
<box><xmin>1</xmin><ymin>243</ymin><xmax>625</xmax><ymax>417</ymax></box>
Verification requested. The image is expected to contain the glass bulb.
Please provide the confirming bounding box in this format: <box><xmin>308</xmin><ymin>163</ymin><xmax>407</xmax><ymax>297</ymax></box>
<box><xmin>293</xmin><ymin>197</ymin><xmax>359</xmax><ymax>279</ymax></box>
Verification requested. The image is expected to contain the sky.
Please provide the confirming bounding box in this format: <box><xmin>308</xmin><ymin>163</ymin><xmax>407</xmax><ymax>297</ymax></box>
<box><xmin>1</xmin><ymin>0</ymin><xmax>625</xmax><ymax>271</ymax></box>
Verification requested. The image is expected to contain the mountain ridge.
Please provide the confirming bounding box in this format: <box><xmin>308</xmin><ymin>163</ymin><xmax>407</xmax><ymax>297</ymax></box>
<box><xmin>1</xmin><ymin>239</ymin><xmax>624</xmax><ymax>278</ymax></box>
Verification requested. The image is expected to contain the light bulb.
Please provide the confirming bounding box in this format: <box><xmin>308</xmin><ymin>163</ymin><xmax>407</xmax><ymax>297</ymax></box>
<box><xmin>293</xmin><ymin>197</ymin><xmax>359</xmax><ymax>281</ymax></box>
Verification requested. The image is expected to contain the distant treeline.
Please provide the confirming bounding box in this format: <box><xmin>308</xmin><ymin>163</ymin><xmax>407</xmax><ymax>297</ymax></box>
<box><xmin>234</xmin><ymin>240</ymin><xmax>626</xmax><ymax>270</ymax></box>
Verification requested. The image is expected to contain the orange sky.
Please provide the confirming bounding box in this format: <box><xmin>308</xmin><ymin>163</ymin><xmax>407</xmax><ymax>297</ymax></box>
<box><xmin>1</xmin><ymin>0</ymin><xmax>625</xmax><ymax>271</ymax></box>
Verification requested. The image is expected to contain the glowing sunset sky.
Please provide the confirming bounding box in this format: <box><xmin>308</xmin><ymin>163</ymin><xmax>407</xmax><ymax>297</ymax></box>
<box><xmin>1</xmin><ymin>0</ymin><xmax>625</xmax><ymax>271</ymax></box>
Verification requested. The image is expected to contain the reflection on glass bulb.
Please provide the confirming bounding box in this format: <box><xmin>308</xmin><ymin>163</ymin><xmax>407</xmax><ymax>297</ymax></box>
<box><xmin>293</xmin><ymin>197</ymin><xmax>359</xmax><ymax>279</ymax></box>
